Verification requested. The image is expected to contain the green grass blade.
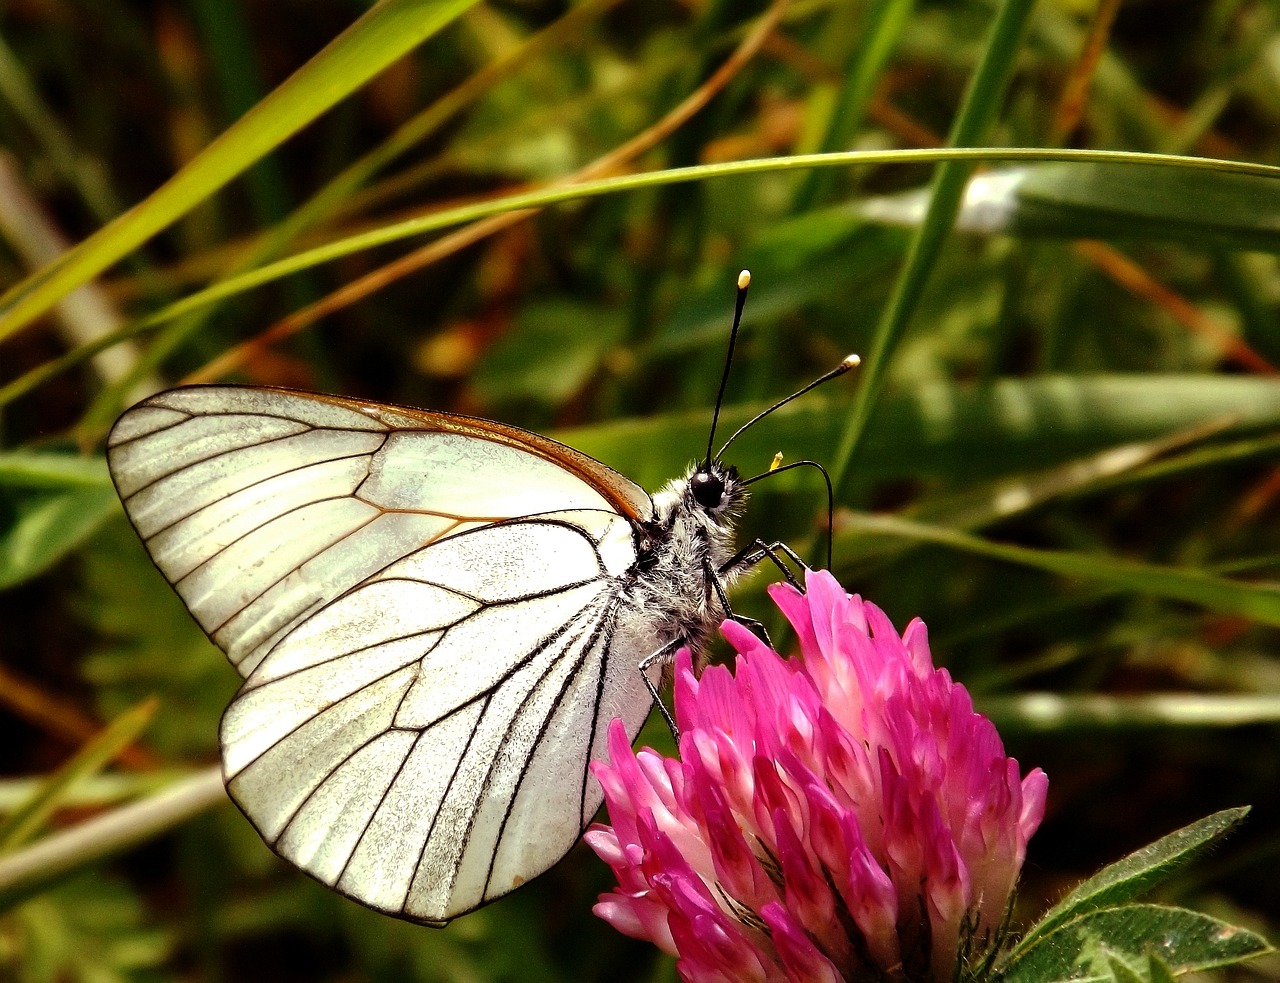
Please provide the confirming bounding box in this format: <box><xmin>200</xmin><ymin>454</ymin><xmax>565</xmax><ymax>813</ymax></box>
<box><xmin>0</xmin><ymin>699</ymin><xmax>157</xmax><ymax>852</ymax></box>
<box><xmin>841</xmin><ymin>512</ymin><xmax>1280</xmax><ymax>625</ymax></box>
<box><xmin>791</xmin><ymin>0</ymin><xmax>914</xmax><ymax>211</ymax></box>
<box><xmin>287</xmin><ymin>0</ymin><xmax>618</xmax><ymax>242</ymax></box>
<box><xmin>0</xmin><ymin>0</ymin><xmax>480</xmax><ymax>340</ymax></box>
<box><xmin>0</xmin><ymin>35</ymin><xmax>122</xmax><ymax>222</ymax></box>
<box><xmin>78</xmin><ymin>0</ymin><xmax>614</xmax><ymax>432</ymax></box>
<box><xmin>830</xmin><ymin>0</ymin><xmax>1038</xmax><ymax>496</ymax></box>
<box><xmin>0</xmin><ymin>774</ymin><xmax>176</xmax><ymax>814</ymax></box>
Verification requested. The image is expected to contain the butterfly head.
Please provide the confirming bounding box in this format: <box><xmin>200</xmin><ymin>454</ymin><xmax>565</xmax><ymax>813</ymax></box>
<box><xmin>686</xmin><ymin>461</ymin><xmax>746</xmax><ymax>521</ymax></box>
<box><xmin>642</xmin><ymin>460</ymin><xmax>747</xmax><ymax>584</ymax></box>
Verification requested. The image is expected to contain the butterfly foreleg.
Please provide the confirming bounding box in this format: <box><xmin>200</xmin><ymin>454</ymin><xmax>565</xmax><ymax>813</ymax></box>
<box><xmin>720</xmin><ymin>538</ymin><xmax>806</xmax><ymax>590</ymax></box>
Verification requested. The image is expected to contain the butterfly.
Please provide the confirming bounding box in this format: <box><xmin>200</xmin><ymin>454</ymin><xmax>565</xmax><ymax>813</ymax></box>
<box><xmin>106</xmin><ymin>271</ymin><xmax>856</xmax><ymax>926</ymax></box>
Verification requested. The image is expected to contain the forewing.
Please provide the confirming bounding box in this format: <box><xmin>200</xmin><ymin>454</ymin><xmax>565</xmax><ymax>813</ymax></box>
<box><xmin>220</xmin><ymin>516</ymin><xmax>657</xmax><ymax>924</ymax></box>
<box><xmin>106</xmin><ymin>386</ymin><xmax>652</xmax><ymax>677</ymax></box>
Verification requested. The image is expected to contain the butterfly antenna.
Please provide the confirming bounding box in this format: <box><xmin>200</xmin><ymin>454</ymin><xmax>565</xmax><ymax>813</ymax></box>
<box><xmin>716</xmin><ymin>353</ymin><xmax>861</xmax><ymax>461</ymax></box>
<box><xmin>705</xmin><ymin>270</ymin><xmax>752</xmax><ymax>467</ymax></box>
<box><xmin>743</xmin><ymin>458</ymin><xmax>837</xmax><ymax>569</ymax></box>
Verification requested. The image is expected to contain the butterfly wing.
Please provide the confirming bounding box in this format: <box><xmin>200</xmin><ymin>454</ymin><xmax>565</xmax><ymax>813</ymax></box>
<box><xmin>107</xmin><ymin>386</ymin><xmax>652</xmax><ymax>678</ymax></box>
<box><xmin>107</xmin><ymin>385</ymin><xmax>659</xmax><ymax>923</ymax></box>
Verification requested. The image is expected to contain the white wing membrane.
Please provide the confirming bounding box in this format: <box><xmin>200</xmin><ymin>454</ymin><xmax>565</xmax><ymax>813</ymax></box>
<box><xmin>106</xmin><ymin>386</ymin><xmax>658</xmax><ymax>925</ymax></box>
<box><xmin>146</xmin><ymin>455</ymin><xmax>372</xmax><ymax>581</ymax></box>
<box><xmin>107</xmin><ymin>387</ymin><xmax>632</xmax><ymax>677</ymax></box>
<box><xmin>222</xmin><ymin>518</ymin><xmax>648</xmax><ymax>922</ymax></box>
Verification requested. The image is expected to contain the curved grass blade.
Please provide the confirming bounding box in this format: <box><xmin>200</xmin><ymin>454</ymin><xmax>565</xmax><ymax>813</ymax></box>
<box><xmin>4</xmin><ymin>148</ymin><xmax>1279</xmax><ymax>415</ymax></box>
<box><xmin>0</xmin><ymin>0</ymin><xmax>481</xmax><ymax>340</ymax></box>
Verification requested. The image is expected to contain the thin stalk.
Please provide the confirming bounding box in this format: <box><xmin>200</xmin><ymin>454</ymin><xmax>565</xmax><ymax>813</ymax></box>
<box><xmin>828</xmin><ymin>0</ymin><xmax>1040</xmax><ymax>499</ymax></box>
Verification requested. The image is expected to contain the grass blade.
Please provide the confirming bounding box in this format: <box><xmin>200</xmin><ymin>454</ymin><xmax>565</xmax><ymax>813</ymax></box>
<box><xmin>0</xmin><ymin>0</ymin><xmax>481</xmax><ymax>340</ymax></box>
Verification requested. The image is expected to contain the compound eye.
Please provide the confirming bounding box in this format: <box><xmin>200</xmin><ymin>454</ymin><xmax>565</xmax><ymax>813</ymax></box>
<box><xmin>690</xmin><ymin>470</ymin><xmax>725</xmax><ymax>509</ymax></box>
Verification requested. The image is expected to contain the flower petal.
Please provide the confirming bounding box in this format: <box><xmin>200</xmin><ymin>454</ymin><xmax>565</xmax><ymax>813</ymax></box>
<box><xmin>588</xmin><ymin>571</ymin><xmax>1046</xmax><ymax>983</ymax></box>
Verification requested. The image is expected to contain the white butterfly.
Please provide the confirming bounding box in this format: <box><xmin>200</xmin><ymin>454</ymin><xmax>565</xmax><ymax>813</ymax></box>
<box><xmin>106</xmin><ymin>272</ymin><xmax>856</xmax><ymax>925</ymax></box>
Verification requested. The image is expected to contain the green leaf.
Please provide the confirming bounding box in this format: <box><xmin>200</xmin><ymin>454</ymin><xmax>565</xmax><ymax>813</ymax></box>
<box><xmin>858</xmin><ymin>163</ymin><xmax>1280</xmax><ymax>253</ymax></box>
<box><xmin>0</xmin><ymin>452</ymin><xmax>117</xmax><ymax>589</ymax></box>
<box><xmin>998</xmin><ymin>904</ymin><xmax>1272</xmax><ymax>983</ymax></box>
<box><xmin>1146</xmin><ymin>952</ymin><xmax>1179</xmax><ymax>983</ymax></box>
<box><xmin>1013</xmin><ymin>163</ymin><xmax>1280</xmax><ymax>252</ymax></box>
<box><xmin>1015</xmin><ymin>809</ymin><xmax>1249</xmax><ymax>953</ymax></box>
<box><xmin>1106</xmin><ymin>953</ymin><xmax>1146</xmax><ymax>983</ymax></box>
<box><xmin>0</xmin><ymin>0</ymin><xmax>482</xmax><ymax>339</ymax></box>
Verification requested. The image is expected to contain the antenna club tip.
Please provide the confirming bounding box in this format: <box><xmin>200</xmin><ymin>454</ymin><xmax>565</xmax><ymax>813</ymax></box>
<box><xmin>842</xmin><ymin>353</ymin><xmax>862</xmax><ymax>369</ymax></box>
<box><xmin>737</xmin><ymin>269</ymin><xmax>751</xmax><ymax>289</ymax></box>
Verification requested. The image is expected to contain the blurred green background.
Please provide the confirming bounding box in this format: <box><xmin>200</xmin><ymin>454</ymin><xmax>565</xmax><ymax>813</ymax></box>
<box><xmin>1</xmin><ymin>0</ymin><xmax>1280</xmax><ymax>980</ymax></box>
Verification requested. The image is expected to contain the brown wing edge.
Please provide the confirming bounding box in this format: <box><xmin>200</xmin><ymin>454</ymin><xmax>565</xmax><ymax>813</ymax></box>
<box><xmin>108</xmin><ymin>384</ymin><xmax>656</xmax><ymax>522</ymax></box>
<box><xmin>215</xmin><ymin>385</ymin><xmax>656</xmax><ymax>521</ymax></box>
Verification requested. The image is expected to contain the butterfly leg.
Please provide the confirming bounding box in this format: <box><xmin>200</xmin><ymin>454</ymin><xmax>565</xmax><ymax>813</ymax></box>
<box><xmin>709</xmin><ymin>539</ymin><xmax>815</xmax><ymax>648</ymax></box>
<box><xmin>705</xmin><ymin>556</ymin><xmax>774</xmax><ymax>648</ymax></box>
<box><xmin>721</xmin><ymin>538</ymin><xmax>807</xmax><ymax>590</ymax></box>
<box><xmin>635</xmin><ymin>555</ymin><xmax>756</xmax><ymax>739</ymax></box>
<box><xmin>638</xmin><ymin>637</ymin><xmax>684</xmax><ymax>741</ymax></box>
<box><xmin>728</xmin><ymin>611</ymin><xmax>773</xmax><ymax>647</ymax></box>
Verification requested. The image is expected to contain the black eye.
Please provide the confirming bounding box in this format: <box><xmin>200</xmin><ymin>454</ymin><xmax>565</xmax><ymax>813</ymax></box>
<box><xmin>690</xmin><ymin>471</ymin><xmax>724</xmax><ymax>509</ymax></box>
